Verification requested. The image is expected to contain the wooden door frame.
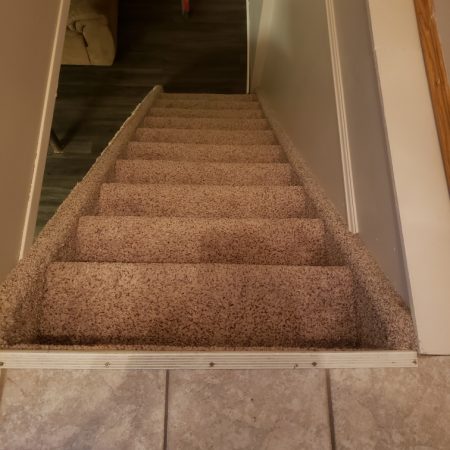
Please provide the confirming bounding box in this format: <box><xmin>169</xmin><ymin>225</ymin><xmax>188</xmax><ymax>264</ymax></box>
<box><xmin>414</xmin><ymin>0</ymin><xmax>450</xmax><ymax>190</ymax></box>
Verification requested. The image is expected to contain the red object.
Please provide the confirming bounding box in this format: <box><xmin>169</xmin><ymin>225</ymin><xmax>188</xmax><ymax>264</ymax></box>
<box><xmin>182</xmin><ymin>0</ymin><xmax>190</xmax><ymax>14</ymax></box>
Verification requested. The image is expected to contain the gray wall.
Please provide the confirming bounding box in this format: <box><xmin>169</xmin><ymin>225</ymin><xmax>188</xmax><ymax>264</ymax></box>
<box><xmin>252</xmin><ymin>0</ymin><xmax>409</xmax><ymax>302</ymax></box>
<box><xmin>0</xmin><ymin>0</ymin><xmax>63</xmax><ymax>280</ymax></box>
<box><xmin>333</xmin><ymin>0</ymin><xmax>409</xmax><ymax>300</ymax></box>
<box><xmin>248</xmin><ymin>0</ymin><xmax>263</xmax><ymax>87</ymax></box>
<box><xmin>258</xmin><ymin>0</ymin><xmax>347</xmax><ymax>217</ymax></box>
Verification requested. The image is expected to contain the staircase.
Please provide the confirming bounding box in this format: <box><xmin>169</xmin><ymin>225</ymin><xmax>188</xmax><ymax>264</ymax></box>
<box><xmin>0</xmin><ymin>88</ymin><xmax>416</xmax><ymax>359</ymax></box>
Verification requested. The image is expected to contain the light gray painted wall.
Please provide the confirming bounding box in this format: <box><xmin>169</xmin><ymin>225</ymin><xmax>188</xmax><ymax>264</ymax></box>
<box><xmin>333</xmin><ymin>0</ymin><xmax>409</xmax><ymax>301</ymax></box>
<box><xmin>251</xmin><ymin>0</ymin><xmax>409</xmax><ymax>302</ymax></box>
<box><xmin>367</xmin><ymin>0</ymin><xmax>450</xmax><ymax>353</ymax></box>
<box><xmin>248</xmin><ymin>0</ymin><xmax>263</xmax><ymax>87</ymax></box>
<box><xmin>0</xmin><ymin>0</ymin><xmax>65</xmax><ymax>281</ymax></box>
<box><xmin>257</xmin><ymin>0</ymin><xmax>347</xmax><ymax>217</ymax></box>
<box><xmin>435</xmin><ymin>0</ymin><xmax>450</xmax><ymax>74</ymax></box>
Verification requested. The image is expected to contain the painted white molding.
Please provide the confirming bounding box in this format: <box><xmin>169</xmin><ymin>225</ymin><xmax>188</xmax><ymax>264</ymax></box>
<box><xmin>19</xmin><ymin>0</ymin><xmax>70</xmax><ymax>257</ymax></box>
<box><xmin>325</xmin><ymin>0</ymin><xmax>359</xmax><ymax>233</ymax></box>
<box><xmin>367</xmin><ymin>0</ymin><xmax>450</xmax><ymax>354</ymax></box>
<box><xmin>0</xmin><ymin>350</ymin><xmax>418</xmax><ymax>370</ymax></box>
<box><xmin>251</xmin><ymin>0</ymin><xmax>275</xmax><ymax>92</ymax></box>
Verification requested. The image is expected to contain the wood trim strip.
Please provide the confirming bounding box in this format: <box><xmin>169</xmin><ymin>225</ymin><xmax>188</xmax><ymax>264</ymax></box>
<box><xmin>414</xmin><ymin>0</ymin><xmax>450</xmax><ymax>190</ymax></box>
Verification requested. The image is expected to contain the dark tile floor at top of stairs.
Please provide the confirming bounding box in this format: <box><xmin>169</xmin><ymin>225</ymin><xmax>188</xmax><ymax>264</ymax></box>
<box><xmin>36</xmin><ymin>92</ymin><xmax>360</xmax><ymax>349</ymax></box>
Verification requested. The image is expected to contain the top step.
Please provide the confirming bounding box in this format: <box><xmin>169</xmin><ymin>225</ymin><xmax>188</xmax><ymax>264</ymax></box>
<box><xmin>148</xmin><ymin>108</ymin><xmax>265</xmax><ymax>119</ymax></box>
<box><xmin>159</xmin><ymin>93</ymin><xmax>257</xmax><ymax>102</ymax></box>
<box><xmin>154</xmin><ymin>99</ymin><xmax>261</xmax><ymax>110</ymax></box>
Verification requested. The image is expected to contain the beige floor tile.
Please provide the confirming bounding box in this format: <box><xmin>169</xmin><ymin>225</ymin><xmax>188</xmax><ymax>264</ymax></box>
<box><xmin>167</xmin><ymin>369</ymin><xmax>331</xmax><ymax>450</ymax></box>
<box><xmin>0</xmin><ymin>369</ymin><xmax>166</xmax><ymax>450</ymax></box>
<box><xmin>330</xmin><ymin>356</ymin><xmax>450</xmax><ymax>450</ymax></box>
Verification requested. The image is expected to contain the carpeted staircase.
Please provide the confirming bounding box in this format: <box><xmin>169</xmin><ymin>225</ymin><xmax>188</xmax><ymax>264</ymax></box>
<box><xmin>0</xmin><ymin>88</ymin><xmax>416</xmax><ymax>352</ymax></box>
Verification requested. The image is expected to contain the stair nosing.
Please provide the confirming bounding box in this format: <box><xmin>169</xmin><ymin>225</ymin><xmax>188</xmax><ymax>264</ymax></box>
<box><xmin>116</xmin><ymin>159</ymin><xmax>291</xmax><ymax>165</ymax></box>
<box><xmin>127</xmin><ymin>142</ymin><xmax>283</xmax><ymax>148</ymax></box>
<box><xmin>100</xmin><ymin>182</ymin><xmax>304</xmax><ymax>188</ymax></box>
<box><xmin>135</xmin><ymin>127</ymin><xmax>274</xmax><ymax>133</ymax></box>
<box><xmin>49</xmin><ymin>261</ymin><xmax>349</xmax><ymax>270</ymax></box>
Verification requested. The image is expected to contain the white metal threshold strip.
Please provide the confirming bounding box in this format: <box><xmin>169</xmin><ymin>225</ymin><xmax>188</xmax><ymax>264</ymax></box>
<box><xmin>0</xmin><ymin>350</ymin><xmax>418</xmax><ymax>370</ymax></box>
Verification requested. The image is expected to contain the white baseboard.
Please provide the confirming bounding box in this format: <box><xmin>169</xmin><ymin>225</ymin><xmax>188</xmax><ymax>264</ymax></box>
<box><xmin>246</xmin><ymin>0</ymin><xmax>250</xmax><ymax>93</ymax></box>
<box><xmin>325</xmin><ymin>0</ymin><xmax>359</xmax><ymax>233</ymax></box>
<box><xmin>251</xmin><ymin>0</ymin><xmax>275</xmax><ymax>93</ymax></box>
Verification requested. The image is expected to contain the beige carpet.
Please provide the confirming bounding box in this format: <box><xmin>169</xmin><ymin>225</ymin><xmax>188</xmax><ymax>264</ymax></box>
<box><xmin>0</xmin><ymin>89</ymin><xmax>417</xmax><ymax>350</ymax></box>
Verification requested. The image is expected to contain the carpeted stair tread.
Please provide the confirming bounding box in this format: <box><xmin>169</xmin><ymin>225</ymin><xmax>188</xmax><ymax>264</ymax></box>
<box><xmin>148</xmin><ymin>108</ymin><xmax>265</xmax><ymax>119</ymax></box>
<box><xmin>154</xmin><ymin>99</ymin><xmax>261</xmax><ymax>110</ymax></box>
<box><xmin>159</xmin><ymin>93</ymin><xmax>257</xmax><ymax>102</ymax></box>
<box><xmin>135</xmin><ymin>128</ymin><xmax>276</xmax><ymax>145</ymax></box>
<box><xmin>40</xmin><ymin>262</ymin><xmax>357</xmax><ymax>347</ymax></box>
<box><xmin>125</xmin><ymin>142</ymin><xmax>285</xmax><ymax>162</ymax></box>
<box><xmin>0</xmin><ymin>89</ymin><xmax>416</xmax><ymax>353</ymax></box>
<box><xmin>143</xmin><ymin>117</ymin><xmax>270</xmax><ymax>130</ymax></box>
<box><xmin>76</xmin><ymin>217</ymin><xmax>326</xmax><ymax>265</ymax></box>
<box><xmin>115</xmin><ymin>160</ymin><xmax>296</xmax><ymax>185</ymax></box>
<box><xmin>98</xmin><ymin>184</ymin><xmax>307</xmax><ymax>218</ymax></box>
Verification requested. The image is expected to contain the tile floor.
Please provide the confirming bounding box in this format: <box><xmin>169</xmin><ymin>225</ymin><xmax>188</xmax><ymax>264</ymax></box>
<box><xmin>0</xmin><ymin>357</ymin><xmax>448</xmax><ymax>449</ymax></box>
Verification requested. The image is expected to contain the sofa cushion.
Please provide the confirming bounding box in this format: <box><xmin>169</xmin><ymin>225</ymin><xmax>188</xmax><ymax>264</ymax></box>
<box><xmin>62</xmin><ymin>0</ymin><xmax>117</xmax><ymax>66</ymax></box>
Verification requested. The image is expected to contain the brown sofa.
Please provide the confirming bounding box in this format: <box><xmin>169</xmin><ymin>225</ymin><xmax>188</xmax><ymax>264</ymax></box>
<box><xmin>62</xmin><ymin>0</ymin><xmax>118</xmax><ymax>66</ymax></box>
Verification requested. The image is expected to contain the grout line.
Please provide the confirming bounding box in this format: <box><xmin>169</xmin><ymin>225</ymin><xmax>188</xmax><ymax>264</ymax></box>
<box><xmin>0</xmin><ymin>369</ymin><xmax>7</xmax><ymax>406</ymax></box>
<box><xmin>326</xmin><ymin>370</ymin><xmax>337</xmax><ymax>450</ymax></box>
<box><xmin>163</xmin><ymin>370</ymin><xmax>170</xmax><ymax>450</ymax></box>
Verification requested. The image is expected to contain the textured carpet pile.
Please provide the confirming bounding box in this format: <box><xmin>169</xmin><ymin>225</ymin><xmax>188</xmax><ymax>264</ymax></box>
<box><xmin>0</xmin><ymin>90</ymin><xmax>417</xmax><ymax>350</ymax></box>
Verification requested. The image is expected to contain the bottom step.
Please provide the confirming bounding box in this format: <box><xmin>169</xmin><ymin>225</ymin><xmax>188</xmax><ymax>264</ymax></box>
<box><xmin>40</xmin><ymin>263</ymin><xmax>357</xmax><ymax>348</ymax></box>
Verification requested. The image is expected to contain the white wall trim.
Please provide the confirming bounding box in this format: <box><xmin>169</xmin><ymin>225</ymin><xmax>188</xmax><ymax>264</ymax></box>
<box><xmin>19</xmin><ymin>0</ymin><xmax>70</xmax><ymax>257</ymax></box>
<box><xmin>246</xmin><ymin>0</ymin><xmax>251</xmax><ymax>93</ymax></box>
<box><xmin>251</xmin><ymin>0</ymin><xmax>275</xmax><ymax>92</ymax></box>
<box><xmin>325</xmin><ymin>0</ymin><xmax>359</xmax><ymax>233</ymax></box>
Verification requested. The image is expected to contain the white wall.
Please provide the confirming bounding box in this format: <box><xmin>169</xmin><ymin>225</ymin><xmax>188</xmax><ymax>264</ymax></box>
<box><xmin>367</xmin><ymin>0</ymin><xmax>450</xmax><ymax>354</ymax></box>
<box><xmin>0</xmin><ymin>0</ymin><xmax>69</xmax><ymax>281</ymax></box>
<box><xmin>333</xmin><ymin>0</ymin><xmax>409</xmax><ymax>301</ymax></box>
<box><xmin>255</xmin><ymin>0</ymin><xmax>347</xmax><ymax>217</ymax></box>
<box><xmin>251</xmin><ymin>0</ymin><xmax>410</xmax><ymax>301</ymax></box>
<box><xmin>434</xmin><ymin>0</ymin><xmax>450</xmax><ymax>74</ymax></box>
<box><xmin>248</xmin><ymin>0</ymin><xmax>263</xmax><ymax>88</ymax></box>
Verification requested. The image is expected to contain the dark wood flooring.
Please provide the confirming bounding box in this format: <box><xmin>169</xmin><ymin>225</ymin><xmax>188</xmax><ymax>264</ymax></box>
<box><xmin>36</xmin><ymin>0</ymin><xmax>247</xmax><ymax>235</ymax></box>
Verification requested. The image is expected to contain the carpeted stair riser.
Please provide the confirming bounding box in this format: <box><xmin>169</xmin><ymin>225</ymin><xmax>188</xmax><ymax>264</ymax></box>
<box><xmin>154</xmin><ymin>99</ymin><xmax>261</xmax><ymax>110</ymax></box>
<box><xmin>159</xmin><ymin>93</ymin><xmax>258</xmax><ymax>102</ymax></box>
<box><xmin>114</xmin><ymin>161</ymin><xmax>296</xmax><ymax>185</ymax></box>
<box><xmin>148</xmin><ymin>108</ymin><xmax>265</xmax><ymax>119</ymax></box>
<box><xmin>135</xmin><ymin>128</ymin><xmax>277</xmax><ymax>145</ymax></box>
<box><xmin>99</xmin><ymin>184</ymin><xmax>307</xmax><ymax>218</ymax></box>
<box><xmin>0</xmin><ymin>89</ymin><xmax>417</xmax><ymax>352</ymax></box>
<box><xmin>76</xmin><ymin>217</ymin><xmax>326</xmax><ymax>265</ymax></box>
<box><xmin>125</xmin><ymin>142</ymin><xmax>286</xmax><ymax>163</ymax></box>
<box><xmin>40</xmin><ymin>263</ymin><xmax>357</xmax><ymax>347</ymax></box>
<box><xmin>143</xmin><ymin>117</ymin><xmax>270</xmax><ymax>130</ymax></box>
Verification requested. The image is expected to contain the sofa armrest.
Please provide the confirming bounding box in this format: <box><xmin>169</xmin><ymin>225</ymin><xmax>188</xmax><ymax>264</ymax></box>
<box><xmin>82</xmin><ymin>20</ymin><xmax>115</xmax><ymax>65</ymax></box>
<box><xmin>63</xmin><ymin>0</ymin><xmax>118</xmax><ymax>66</ymax></box>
